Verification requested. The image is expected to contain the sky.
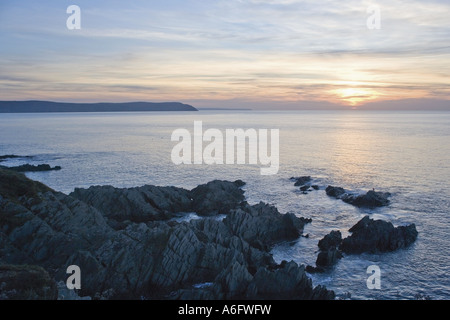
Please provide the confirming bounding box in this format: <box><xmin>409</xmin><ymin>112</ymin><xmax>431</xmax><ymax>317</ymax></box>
<box><xmin>0</xmin><ymin>0</ymin><xmax>449</xmax><ymax>109</ymax></box>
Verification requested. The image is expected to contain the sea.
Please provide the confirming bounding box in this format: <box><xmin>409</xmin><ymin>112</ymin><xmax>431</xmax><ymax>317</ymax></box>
<box><xmin>0</xmin><ymin>110</ymin><xmax>449</xmax><ymax>300</ymax></box>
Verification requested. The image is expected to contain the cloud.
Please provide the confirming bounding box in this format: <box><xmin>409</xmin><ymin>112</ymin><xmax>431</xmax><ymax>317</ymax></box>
<box><xmin>0</xmin><ymin>0</ymin><xmax>449</xmax><ymax>106</ymax></box>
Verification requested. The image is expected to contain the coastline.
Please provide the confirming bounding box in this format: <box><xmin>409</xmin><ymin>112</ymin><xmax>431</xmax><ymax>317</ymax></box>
<box><xmin>0</xmin><ymin>101</ymin><xmax>198</xmax><ymax>113</ymax></box>
<box><xmin>0</xmin><ymin>167</ymin><xmax>417</xmax><ymax>300</ymax></box>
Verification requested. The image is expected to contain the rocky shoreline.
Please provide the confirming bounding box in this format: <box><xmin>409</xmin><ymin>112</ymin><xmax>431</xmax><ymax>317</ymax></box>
<box><xmin>0</xmin><ymin>169</ymin><xmax>419</xmax><ymax>300</ymax></box>
<box><xmin>0</xmin><ymin>168</ymin><xmax>333</xmax><ymax>300</ymax></box>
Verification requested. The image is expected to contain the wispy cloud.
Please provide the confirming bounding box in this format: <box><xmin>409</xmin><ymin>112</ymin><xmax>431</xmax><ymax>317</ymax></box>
<box><xmin>0</xmin><ymin>0</ymin><xmax>449</xmax><ymax>107</ymax></box>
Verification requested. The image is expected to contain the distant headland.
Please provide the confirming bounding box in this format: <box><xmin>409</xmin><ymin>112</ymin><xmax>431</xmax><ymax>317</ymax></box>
<box><xmin>0</xmin><ymin>101</ymin><xmax>198</xmax><ymax>113</ymax></box>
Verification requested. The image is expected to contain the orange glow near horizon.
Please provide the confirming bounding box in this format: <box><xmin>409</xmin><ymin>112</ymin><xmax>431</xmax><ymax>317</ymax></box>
<box><xmin>333</xmin><ymin>88</ymin><xmax>380</xmax><ymax>106</ymax></box>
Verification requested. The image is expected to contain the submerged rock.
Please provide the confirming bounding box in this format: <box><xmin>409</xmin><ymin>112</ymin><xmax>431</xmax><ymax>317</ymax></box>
<box><xmin>340</xmin><ymin>216</ymin><xmax>418</xmax><ymax>254</ymax></box>
<box><xmin>291</xmin><ymin>176</ymin><xmax>312</xmax><ymax>187</ymax></box>
<box><xmin>291</xmin><ymin>176</ymin><xmax>320</xmax><ymax>194</ymax></box>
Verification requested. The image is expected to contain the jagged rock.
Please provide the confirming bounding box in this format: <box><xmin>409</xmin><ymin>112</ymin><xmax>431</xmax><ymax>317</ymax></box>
<box><xmin>174</xmin><ymin>260</ymin><xmax>335</xmax><ymax>300</ymax></box>
<box><xmin>291</xmin><ymin>176</ymin><xmax>312</xmax><ymax>187</ymax></box>
<box><xmin>245</xmin><ymin>261</ymin><xmax>335</xmax><ymax>300</ymax></box>
<box><xmin>300</xmin><ymin>185</ymin><xmax>310</xmax><ymax>192</ymax></box>
<box><xmin>318</xmin><ymin>230</ymin><xmax>342</xmax><ymax>251</ymax></box>
<box><xmin>340</xmin><ymin>216</ymin><xmax>418</xmax><ymax>254</ymax></box>
<box><xmin>70</xmin><ymin>184</ymin><xmax>192</xmax><ymax>223</ymax></box>
<box><xmin>215</xmin><ymin>261</ymin><xmax>253</xmax><ymax>298</ymax></box>
<box><xmin>309</xmin><ymin>231</ymin><xmax>343</xmax><ymax>271</ymax></box>
<box><xmin>223</xmin><ymin>202</ymin><xmax>310</xmax><ymax>248</ymax></box>
<box><xmin>326</xmin><ymin>186</ymin><xmax>390</xmax><ymax>208</ymax></box>
<box><xmin>0</xmin><ymin>191</ymin><xmax>110</xmax><ymax>271</ymax></box>
<box><xmin>0</xmin><ymin>169</ymin><xmax>333</xmax><ymax>300</ymax></box>
<box><xmin>316</xmin><ymin>248</ymin><xmax>343</xmax><ymax>267</ymax></box>
<box><xmin>0</xmin><ymin>265</ymin><xmax>57</xmax><ymax>300</ymax></box>
<box><xmin>311</xmin><ymin>185</ymin><xmax>319</xmax><ymax>190</ymax></box>
<box><xmin>190</xmin><ymin>180</ymin><xmax>245</xmax><ymax>216</ymax></box>
<box><xmin>70</xmin><ymin>179</ymin><xmax>246</xmax><ymax>222</ymax></box>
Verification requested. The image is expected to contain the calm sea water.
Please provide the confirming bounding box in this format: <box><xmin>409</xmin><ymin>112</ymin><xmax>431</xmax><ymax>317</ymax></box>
<box><xmin>1</xmin><ymin>110</ymin><xmax>449</xmax><ymax>300</ymax></box>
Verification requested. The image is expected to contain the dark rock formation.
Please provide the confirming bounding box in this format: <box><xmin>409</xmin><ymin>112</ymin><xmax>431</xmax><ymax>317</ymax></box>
<box><xmin>70</xmin><ymin>184</ymin><xmax>192</xmax><ymax>223</ymax></box>
<box><xmin>340</xmin><ymin>216</ymin><xmax>418</xmax><ymax>254</ymax></box>
<box><xmin>174</xmin><ymin>261</ymin><xmax>334</xmax><ymax>300</ymax></box>
<box><xmin>325</xmin><ymin>186</ymin><xmax>390</xmax><ymax>208</ymax></box>
<box><xmin>291</xmin><ymin>176</ymin><xmax>312</xmax><ymax>187</ymax></box>
<box><xmin>191</xmin><ymin>180</ymin><xmax>245</xmax><ymax>216</ymax></box>
<box><xmin>0</xmin><ymin>265</ymin><xmax>58</xmax><ymax>300</ymax></box>
<box><xmin>223</xmin><ymin>203</ymin><xmax>311</xmax><ymax>249</ymax></box>
<box><xmin>308</xmin><ymin>217</ymin><xmax>418</xmax><ymax>273</ymax></box>
<box><xmin>350</xmin><ymin>191</ymin><xmax>391</xmax><ymax>208</ymax></box>
<box><xmin>316</xmin><ymin>248</ymin><xmax>343</xmax><ymax>268</ymax></box>
<box><xmin>318</xmin><ymin>230</ymin><xmax>342</xmax><ymax>251</ymax></box>
<box><xmin>325</xmin><ymin>186</ymin><xmax>346</xmax><ymax>198</ymax></box>
<box><xmin>0</xmin><ymin>169</ymin><xmax>332</xmax><ymax>300</ymax></box>
<box><xmin>70</xmin><ymin>179</ymin><xmax>246</xmax><ymax>223</ymax></box>
<box><xmin>307</xmin><ymin>231</ymin><xmax>343</xmax><ymax>272</ymax></box>
<box><xmin>291</xmin><ymin>176</ymin><xmax>320</xmax><ymax>194</ymax></box>
<box><xmin>1</xmin><ymin>164</ymin><xmax>61</xmax><ymax>172</ymax></box>
<box><xmin>244</xmin><ymin>261</ymin><xmax>334</xmax><ymax>300</ymax></box>
<box><xmin>300</xmin><ymin>185</ymin><xmax>310</xmax><ymax>192</ymax></box>
<box><xmin>305</xmin><ymin>265</ymin><xmax>323</xmax><ymax>273</ymax></box>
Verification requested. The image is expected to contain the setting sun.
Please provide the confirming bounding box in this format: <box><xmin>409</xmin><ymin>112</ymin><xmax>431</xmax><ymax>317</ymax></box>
<box><xmin>334</xmin><ymin>88</ymin><xmax>379</xmax><ymax>106</ymax></box>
